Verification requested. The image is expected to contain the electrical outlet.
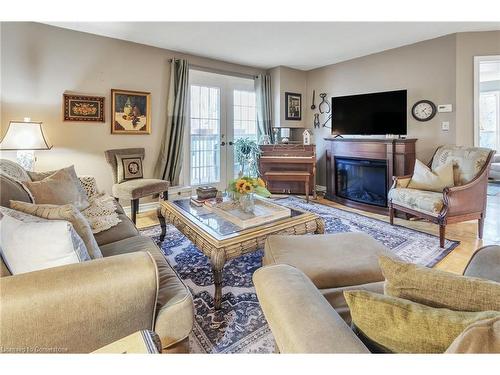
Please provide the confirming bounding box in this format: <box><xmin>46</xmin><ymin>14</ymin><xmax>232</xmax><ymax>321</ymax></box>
<box><xmin>442</xmin><ymin>121</ymin><xmax>450</xmax><ymax>131</ymax></box>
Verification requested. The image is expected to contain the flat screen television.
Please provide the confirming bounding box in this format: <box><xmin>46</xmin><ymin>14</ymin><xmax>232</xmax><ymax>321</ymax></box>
<box><xmin>331</xmin><ymin>90</ymin><xmax>407</xmax><ymax>135</ymax></box>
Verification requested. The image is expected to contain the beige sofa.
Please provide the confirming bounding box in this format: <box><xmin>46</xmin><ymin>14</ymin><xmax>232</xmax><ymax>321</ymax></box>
<box><xmin>255</xmin><ymin>232</ymin><xmax>500</xmax><ymax>353</ymax></box>
<box><xmin>0</xmin><ymin>161</ymin><xmax>193</xmax><ymax>353</ymax></box>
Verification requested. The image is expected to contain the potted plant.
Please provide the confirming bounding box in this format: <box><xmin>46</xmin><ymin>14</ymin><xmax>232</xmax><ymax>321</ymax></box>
<box><xmin>234</xmin><ymin>138</ymin><xmax>261</xmax><ymax>177</ymax></box>
<box><xmin>228</xmin><ymin>176</ymin><xmax>271</xmax><ymax>213</ymax></box>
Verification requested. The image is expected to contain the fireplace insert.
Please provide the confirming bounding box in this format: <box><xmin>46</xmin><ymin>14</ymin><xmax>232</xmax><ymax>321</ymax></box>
<box><xmin>335</xmin><ymin>157</ymin><xmax>388</xmax><ymax>207</ymax></box>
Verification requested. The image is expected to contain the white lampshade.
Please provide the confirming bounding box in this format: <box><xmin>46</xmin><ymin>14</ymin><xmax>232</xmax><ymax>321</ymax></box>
<box><xmin>0</xmin><ymin>121</ymin><xmax>52</xmax><ymax>150</ymax></box>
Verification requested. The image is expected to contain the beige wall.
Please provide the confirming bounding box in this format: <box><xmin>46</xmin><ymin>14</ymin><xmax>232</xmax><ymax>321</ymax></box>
<box><xmin>0</xmin><ymin>22</ymin><xmax>263</xmax><ymax>196</ymax></box>
<box><xmin>305</xmin><ymin>34</ymin><xmax>458</xmax><ymax>185</ymax></box>
<box><xmin>455</xmin><ymin>31</ymin><xmax>500</xmax><ymax>146</ymax></box>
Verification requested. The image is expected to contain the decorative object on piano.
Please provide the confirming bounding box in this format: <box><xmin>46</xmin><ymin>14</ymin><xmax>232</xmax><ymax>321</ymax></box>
<box><xmin>311</xmin><ymin>90</ymin><xmax>316</xmax><ymax>110</ymax></box>
<box><xmin>259</xmin><ymin>134</ymin><xmax>271</xmax><ymax>145</ymax></box>
<box><xmin>272</xmin><ymin>128</ymin><xmax>280</xmax><ymax>144</ymax></box>
<box><xmin>280</xmin><ymin>128</ymin><xmax>290</xmax><ymax>144</ymax></box>
<box><xmin>285</xmin><ymin>92</ymin><xmax>302</xmax><ymax>121</ymax></box>
<box><xmin>303</xmin><ymin>129</ymin><xmax>312</xmax><ymax>145</ymax></box>
<box><xmin>196</xmin><ymin>186</ymin><xmax>218</xmax><ymax>200</ymax></box>
<box><xmin>228</xmin><ymin>176</ymin><xmax>271</xmax><ymax>213</ymax></box>
<box><xmin>234</xmin><ymin>138</ymin><xmax>262</xmax><ymax>177</ymax></box>
<box><xmin>63</xmin><ymin>93</ymin><xmax>105</xmax><ymax>122</ymax></box>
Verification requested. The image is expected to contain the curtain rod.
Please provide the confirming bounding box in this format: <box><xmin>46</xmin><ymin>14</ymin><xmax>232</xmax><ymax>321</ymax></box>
<box><xmin>168</xmin><ymin>58</ymin><xmax>259</xmax><ymax>80</ymax></box>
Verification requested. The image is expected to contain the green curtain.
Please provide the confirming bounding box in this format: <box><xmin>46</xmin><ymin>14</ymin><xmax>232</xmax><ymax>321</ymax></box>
<box><xmin>154</xmin><ymin>59</ymin><xmax>189</xmax><ymax>185</ymax></box>
<box><xmin>255</xmin><ymin>74</ymin><xmax>273</xmax><ymax>143</ymax></box>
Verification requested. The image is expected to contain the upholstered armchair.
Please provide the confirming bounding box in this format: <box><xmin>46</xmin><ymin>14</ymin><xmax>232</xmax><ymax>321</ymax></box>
<box><xmin>389</xmin><ymin>145</ymin><xmax>495</xmax><ymax>248</ymax></box>
<box><xmin>104</xmin><ymin>148</ymin><xmax>169</xmax><ymax>224</ymax></box>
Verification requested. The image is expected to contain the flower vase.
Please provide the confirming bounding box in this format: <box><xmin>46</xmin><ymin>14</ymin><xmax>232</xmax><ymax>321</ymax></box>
<box><xmin>239</xmin><ymin>193</ymin><xmax>255</xmax><ymax>213</ymax></box>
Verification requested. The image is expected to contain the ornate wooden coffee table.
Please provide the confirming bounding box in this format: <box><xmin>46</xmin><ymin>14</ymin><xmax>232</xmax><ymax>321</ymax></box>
<box><xmin>160</xmin><ymin>198</ymin><xmax>325</xmax><ymax>309</ymax></box>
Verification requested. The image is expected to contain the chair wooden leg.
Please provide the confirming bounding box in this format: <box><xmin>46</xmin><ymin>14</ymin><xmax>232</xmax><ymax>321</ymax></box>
<box><xmin>439</xmin><ymin>224</ymin><xmax>446</xmax><ymax>248</ymax></box>
<box><xmin>131</xmin><ymin>198</ymin><xmax>139</xmax><ymax>224</ymax></box>
<box><xmin>305</xmin><ymin>180</ymin><xmax>309</xmax><ymax>203</ymax></box>
<box><xmin>478</xmin><ymin>215</ymin><xmax>485</xmax><ymax>239</ymax></box>
<box><xmin>389</xmin><ymin>204</ymin><xmax>394</xmax><ymax>225</ymax></box>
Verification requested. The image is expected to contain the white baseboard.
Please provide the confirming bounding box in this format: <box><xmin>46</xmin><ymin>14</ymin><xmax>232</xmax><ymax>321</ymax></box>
<box><xmin>122</xmin><ymin>201</ymin><xmax>160</xmax><ymax>215</ymax></box>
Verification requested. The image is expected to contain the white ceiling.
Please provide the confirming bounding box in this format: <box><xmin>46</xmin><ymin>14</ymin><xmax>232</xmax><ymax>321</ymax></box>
<box><xmin>46</xmin><ymin>22</ymin><xmax>500</xmax><ymax>71</ymax></box>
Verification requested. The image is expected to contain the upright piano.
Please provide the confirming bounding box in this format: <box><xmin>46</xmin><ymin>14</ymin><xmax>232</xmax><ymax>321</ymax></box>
<box><xmin>259</xmin><ymin>144</ymin><xmax>316</xmax><ymax>199</ymax></box>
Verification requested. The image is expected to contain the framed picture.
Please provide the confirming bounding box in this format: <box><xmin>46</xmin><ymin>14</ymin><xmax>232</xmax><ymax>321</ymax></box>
<box><xmin>285</xmin><ymin>92</ymin><xmax>302</xmax><ymax>121</ymax></box>
<box><xmin>63</xmin><ymin>94</ymin><xmax>104</xmax><ymax>122</ymax></box>
<box><xmin>111</xmin><ymin>89</ymin><xmax>151</xmax><ymax>134</ymax></box>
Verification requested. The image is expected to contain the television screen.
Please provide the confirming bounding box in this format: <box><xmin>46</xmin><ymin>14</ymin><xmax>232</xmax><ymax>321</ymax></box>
<box><xmin>331</xmin><ymin>90</ymin><xmax>407</xmax><ymax>135</ymax></box>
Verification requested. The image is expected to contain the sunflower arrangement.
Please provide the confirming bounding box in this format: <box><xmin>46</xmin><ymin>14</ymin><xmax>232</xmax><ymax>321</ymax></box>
<box><xmin>228</xmin><ymin>176</ymin><xmax>271</xmax><ymax>198</ymax></box>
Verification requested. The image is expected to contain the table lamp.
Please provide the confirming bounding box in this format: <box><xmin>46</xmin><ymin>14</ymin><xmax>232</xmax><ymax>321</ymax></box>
<box><xmin>0</xmin><ymin>118</ymin><xmax>52</xmax><ymax>171</ymax></box>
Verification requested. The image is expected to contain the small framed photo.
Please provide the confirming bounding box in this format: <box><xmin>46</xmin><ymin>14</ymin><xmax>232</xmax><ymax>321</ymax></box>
<box><xmin>111</xmin><ymin>89</ymin><xmax>151</xmax><ymax>134</ymax></box>
<box><xmin>285</xmin><ymin>92</ymin><xmax>302</xmax><ymax>121</ymax></box>
<box><xmin>63</xmin><ymin>94</ymin><xmax>104</xmax><ymax>122</ymax></box>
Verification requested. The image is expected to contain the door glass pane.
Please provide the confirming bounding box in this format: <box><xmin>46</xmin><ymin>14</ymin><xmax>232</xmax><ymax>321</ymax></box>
<box><xmin>233</xmin><ymin>90</ymin><xmax>257</xmax><ymax>178</ymax></box>
<box><xmin>190</xmin><ymin>85</ymin><xmax>221</xmax><ymax>186</ymax></box>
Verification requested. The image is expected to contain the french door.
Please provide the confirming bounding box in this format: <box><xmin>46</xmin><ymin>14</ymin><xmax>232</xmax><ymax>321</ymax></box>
<box><xmin>184</xmin><ymin>69</ymin><xmax>257</xmax><ymax>190</ymax></box>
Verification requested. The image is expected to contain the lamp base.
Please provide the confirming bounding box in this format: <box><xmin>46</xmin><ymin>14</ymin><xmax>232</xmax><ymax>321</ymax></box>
<box><xmin>16</xmin><ymin>150</ymin><xmax>35</xmax><ymax>171</ymax></box>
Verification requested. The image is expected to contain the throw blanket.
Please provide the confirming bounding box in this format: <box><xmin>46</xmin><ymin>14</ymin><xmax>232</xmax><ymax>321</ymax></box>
<box><xmin>79</xmin><ymin>176</ymin><xmax>121</xmax><ymax>234</ymax></box>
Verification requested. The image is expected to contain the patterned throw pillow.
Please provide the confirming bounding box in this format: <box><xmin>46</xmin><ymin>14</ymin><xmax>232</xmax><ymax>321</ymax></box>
<box><xmin>116</xmin><ymin>154</ymin><xmax>144</xmax><ymax>183</ymax></box>
<box><xmin>344</xmin><ymin>290</ymin><xmax>500</xmax><ymax>353</ymax></box>
<box><xmin>10</xmin><ymin>201</ymin><xmax>102</xmax><ymax>259</ymax></box>
<box><xmin>24</xmin><ymin>166</ymin><xmax>90</xmax><ymax>210</ymax></box>
<box><xmin>379</xmin><ymin>255</ymin><xmax>500</xmax><ymax>311</ymax></box>
<box><xmin>0</xmin><ymin>207</ymin><xmax>90</xmax><ymax>275</ymax></box>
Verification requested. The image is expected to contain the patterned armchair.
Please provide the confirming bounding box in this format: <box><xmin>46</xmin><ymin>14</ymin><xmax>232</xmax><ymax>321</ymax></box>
<box><xmin>388</xmin><ymin>145</ymin><xmax>495</xmax><ymax>248</ymax></box>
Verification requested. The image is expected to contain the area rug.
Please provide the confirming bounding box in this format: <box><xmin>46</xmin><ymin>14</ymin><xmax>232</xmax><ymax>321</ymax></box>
<box><xmin>140</xmin><ymin>196</ymin><xmax>459</xmax><ymax>354</ymax></box>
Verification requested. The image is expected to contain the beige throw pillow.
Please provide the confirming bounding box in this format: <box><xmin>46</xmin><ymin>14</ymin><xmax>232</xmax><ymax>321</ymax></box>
<box><xmin>380</xmin><ymin>255</ymin><xmax>500</xmax><ymax>311</ymax></box>
<box><xmin>344</xmin><ymin>290</ymin><xmax>500</xmax><ymax>353</ymax></box>
<box><xmin>24</xmin><ymin>166</ymin><xmax>89</xmax><ymax>210</ymax></box>
<box><xmin>10</xmin><ymin>200</ymin><xmax>102</xmax><ymax>259</ymax></box>
<box><xmin>407</xmin><ymin>159</ymin><xmax>454</xmax><ymax>192</ymax></box>
<box><xmin>445</xmin><ymin>317</ymin><xmax>500</xmax><ymax>353</ymax></box>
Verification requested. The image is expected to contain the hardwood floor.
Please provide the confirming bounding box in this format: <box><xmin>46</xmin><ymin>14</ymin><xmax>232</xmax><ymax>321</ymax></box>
<box><xmin>136</xmin><ymin>186</ymin><xmax>500</xmax><ymax>275</ymax></box>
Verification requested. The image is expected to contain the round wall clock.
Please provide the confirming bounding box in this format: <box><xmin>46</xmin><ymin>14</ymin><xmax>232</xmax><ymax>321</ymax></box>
<box><xmin>412</xmin><ymin>100</ymin><xmax>437</xmax><ymax>122</ymax></box>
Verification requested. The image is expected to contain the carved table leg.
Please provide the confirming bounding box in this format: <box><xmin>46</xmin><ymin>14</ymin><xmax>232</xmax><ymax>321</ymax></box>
<box><xmin>210</xmin><ymin>249</ymin><xmax>226</xmax><ymax>310</ymax></box>
<box><xmin>157</xmin><ymin>206</ymin><xmax>166</xmax><ymax>242</ymax></box>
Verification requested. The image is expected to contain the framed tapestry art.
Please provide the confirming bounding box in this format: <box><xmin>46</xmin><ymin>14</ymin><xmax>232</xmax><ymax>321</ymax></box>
<box><xmin>111</xmin><ymin>89</ymin><xmax>151</xmax><ymax>134</ymax></box>
<box><xmin>63</xmin><ymin>94</ymin><xmax>105</xmax><ymax>122</ymax></box>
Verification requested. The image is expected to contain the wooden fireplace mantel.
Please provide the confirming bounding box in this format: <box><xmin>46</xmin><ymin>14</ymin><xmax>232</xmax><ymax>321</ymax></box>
<box><xmin>324</xmin><ymin>137</ymin><xmax>417</xmax><ymax>214</ymax></box>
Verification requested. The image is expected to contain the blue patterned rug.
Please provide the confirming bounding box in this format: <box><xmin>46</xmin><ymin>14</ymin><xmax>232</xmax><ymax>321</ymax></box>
<box><xmin>140</xmin><ymin>196</ymin><xmax>459</xmax><ymax>353</ymax></box>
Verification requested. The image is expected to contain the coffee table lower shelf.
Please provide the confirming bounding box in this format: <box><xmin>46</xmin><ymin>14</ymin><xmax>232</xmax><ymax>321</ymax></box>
<box><xmin>160</xmin><ymin>201</ymin><xmax>325</xmax><ymax>309</ymax></box>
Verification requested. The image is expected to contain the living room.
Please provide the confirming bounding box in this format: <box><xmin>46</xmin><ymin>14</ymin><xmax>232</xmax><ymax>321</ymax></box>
<box><xmin>1</xmin><ymin>1</ymin><xmax>500</xmax><ymax>373</ymax></box>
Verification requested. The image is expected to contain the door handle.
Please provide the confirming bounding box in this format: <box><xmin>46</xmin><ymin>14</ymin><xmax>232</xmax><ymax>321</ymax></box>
<box><xmin>228</xmin><ymin>141</ymin><xmax>234</xmax><ymax>146</ymax></box>
<box><xmin>221</xmin><ymin>141</ymin><xmax>226</xmax><ymax>146</ymax></box>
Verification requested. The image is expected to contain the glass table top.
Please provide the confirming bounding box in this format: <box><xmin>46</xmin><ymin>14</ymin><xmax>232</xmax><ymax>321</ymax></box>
<box><xmin>171</xmin><ymin>198</ymin><xmax>305</xmax><ymax>240</ymax></box>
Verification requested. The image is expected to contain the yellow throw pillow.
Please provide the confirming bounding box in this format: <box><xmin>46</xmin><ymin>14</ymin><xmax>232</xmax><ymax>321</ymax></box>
<box><xmin>344</xmin><ymin>290</ymin><xmax>500</xmax><ymax>353</ymax></box>
<box><xmin>10</xmin><ymin>200</ymin><xmax>102</xmax><ymax>259</ymax></box>
<box><xmin>380</xmin><ymin>255</ymin><xmax>500</xmax><ymax>311</ymax></box>
<box><xmin>407</xmin><ymin>159</ymin><xmax>454</xmax><ymax>192</ymax></box>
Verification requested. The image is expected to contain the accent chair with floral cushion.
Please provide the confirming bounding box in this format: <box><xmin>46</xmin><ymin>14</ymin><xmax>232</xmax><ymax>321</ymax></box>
<box><xmin>388</xmin><ymin>145</ymin><xmax>495</xmax><ymax>248</ymax></box>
